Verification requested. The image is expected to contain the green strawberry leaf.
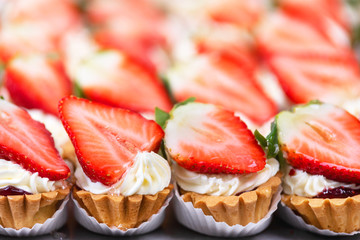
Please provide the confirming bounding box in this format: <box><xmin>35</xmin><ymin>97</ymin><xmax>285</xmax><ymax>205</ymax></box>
<box><xmin>254</xmin><ymin>130</ymin><xmax>267</xmax><ymax>149</ymax></box>
<box><xmin>266</xmin><ymin>121</ymin><xmax>280</xmax><ymax>159</ymax></box>
<box><xmin>155</xmin><ymin>107</ymin><xmax>170</xmax><ymax>129</ymax></box>
<box><xmin>74</xmin><ymin>81</ymin><xmax>86</xmax><ymax>99</ymax></box>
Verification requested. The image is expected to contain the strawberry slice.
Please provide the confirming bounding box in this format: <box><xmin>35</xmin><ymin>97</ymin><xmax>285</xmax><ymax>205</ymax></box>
<box><xmin>163</xmin><ymin>102</ymin><xmax>266</xmax><ymax>174</ymax></box>
<box><xmin>74</xmin><ymin>50</ymin><xmax>172</xmax><ymax>113</ymax></box>
<box><xmin>205</xmin><ymin>0</ymin><xmax>265</xmax><ymax>30</ymax></box>
<box><xmin>2</xmin><ymin>0</ymin><xmax>80</xmax><ymax>44</ymax></box>
<box><xmin>87</xmin><ymin>0</ymin><xmax>167</xmax><ymax>72</ymax></box>
<box><xmin>166</xmin><ymin>52</ymin><xmax>277</xmax><ymax>125</ymax></box>
<box><xmin>278</xmin><ymin>0</ymin><xmax>350</xmax><ymax>47</ymax></box>
<box><xmin>0</xmin><ymin>23</ymin><xmax>57</xmax><ymax>62</ymax></box>
<box><xmin>256</xmin><ymin>12</ymin><xmax>353</xmax><ymax>60</ymax></box>
<box><xmin>276</xmin><ymin>102</ymin><xmax>360</xmax><ymax>184</ymax></box>
<box><xmin>268</xmin><ymin>54</ymin><xmax>360</xmax><ymax>105</ymax></box>
<box><xmin>0</xmin><ymin>99</ymin><xmax>69</xmax><ymax>180</ymax></box>
<box><xmin>4</xmin><ymin>54</ymin><xmax>72</xmax><ymax>116</ymax></box>
<box><xmin>195</xmin><ymin>34</ymin><xmax>257</xmax><ymax>74</ymax></box>
<box><xmin>59</xmin><ymin>96</ymin><xmax>164</xmax><ymax>186</ymax></box>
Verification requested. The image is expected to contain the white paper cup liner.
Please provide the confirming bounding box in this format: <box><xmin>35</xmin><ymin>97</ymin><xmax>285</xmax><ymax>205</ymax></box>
<box><xmin>72</xmin><ymin>190</ymin><xmax>174</xmax><ymax>236</ymax></box>
<box><xmin>0</xmin><ymin>195</ymin><xmax>69</xmax><ymax>237</ymax></box>
<box><xmin>278</xmin><ymin>201</ymin><xmax>360</xmax><ymax>236</ymax></box>
<box><xmin>173</xmin><ymin>185</ymin><xmax>282</xmax><ymax>237</ymax></box>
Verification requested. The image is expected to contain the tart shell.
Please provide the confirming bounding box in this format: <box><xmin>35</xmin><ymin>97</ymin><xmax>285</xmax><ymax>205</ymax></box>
<box><xmin>73</xmin><ymin>184</ymin><xmax>173</xmax><ymax>230</ymax></box>
<box><xmin>282</xmin><ymin>194</ymin><xmax>360</xmax><ymax>233</ymax></box>
<box><xmin>0</xmin><ymin>187</ymin><xmax>70</xmax><ymax>229</ymax></box>
<box><xmin>180</xmin><ymin>173</ymin><xmax>282</xmax><ymax>226</ymax></box>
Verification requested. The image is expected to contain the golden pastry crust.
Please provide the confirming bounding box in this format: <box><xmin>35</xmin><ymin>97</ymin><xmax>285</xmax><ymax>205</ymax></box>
<box><xmin>0</xmin><ymin>187</ymin><xmax>70</xmax><ymax>229</ymax></box>
<box><xmin>282</xmin><ymin>194</ymin><xmax>360</xmax><ymax>233</ymax></box>
<box><xmin>181</xmin><ymin>173</ymin><xmax>282</xmax><ymax>226</ymax></box>
<box><xmin>73</xmin><ymin>184</ymin><xmax>173</xmax><ymax>230</ymax></box>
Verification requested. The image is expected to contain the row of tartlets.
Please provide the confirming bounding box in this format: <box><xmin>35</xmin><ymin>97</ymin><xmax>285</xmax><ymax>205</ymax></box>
<box><xmin>1</xmin><ymin>0</ymin><xmax>360</xmax><ymax>237</ymax></box>
<box><xmin>0</xmin><ymin>95</ymin><xmax>360</xmax><ymax>237</ymax></box>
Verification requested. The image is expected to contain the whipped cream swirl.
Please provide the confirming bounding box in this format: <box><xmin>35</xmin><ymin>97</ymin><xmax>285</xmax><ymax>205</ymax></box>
<box><xmin>75</xmin><ymin>151</ymin><xmax>171</xmax><ymax>196</ymax></box>
<box><xmin>0</xmin><ymin>159</ymin><xmax>64</xmax><ymax>194</ymax></box>
<box><xmin>282</xmin><ymin>164</ymin><xmax>360</xmax><ymax>197</ymax></box>
<box><xmin>173</xmin><ymin>158</ymin><xmax>279</xmax><ymax>196</ymax></box>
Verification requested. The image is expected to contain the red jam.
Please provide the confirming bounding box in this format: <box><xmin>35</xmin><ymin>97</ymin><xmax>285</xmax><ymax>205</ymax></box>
<box><xmin>0</xmin><ymin>186</ymin><xmax>32</xmax><ymax>196</ymax></box>
<box><xmin>289</xmin><ymin>169</ymin><xmax>296</xmax><ymax>176</ymax></box>
<box><xmin>315</xmin><ymin>186</ymin><xmax>360</xmax><ymax>199</ymax></box>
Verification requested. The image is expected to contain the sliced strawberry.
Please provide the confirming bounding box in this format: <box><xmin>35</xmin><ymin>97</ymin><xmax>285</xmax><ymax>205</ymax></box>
<box><xmin>87</xmin><ymin>0</ymin><xmax>166</xmax><ymax>72</ymax></box>
<box><xmin>2</xmin><ymin>0</ymin><xmax>80</xmax><ymax>44</ymax></box>
<box><xmin>74</xmin><ymin>50</ymin><xmax>172</xmax><ymax>113</ymax></box>
<box><xmin>164</xmin><ymin>102</ymin><xmax>266</xmax><ymax>174</ymax></box>
<box><xmin>4</xmin><ymin>54</ymin><xmax>72</xmax><ymax>116</ymax></box>
<box><xmin>167</xmin><ymin>52</ymin><xmax>277</xmax><ymax>125</ymax></box>
<box><xmin>59</xmin><ymin>96</ymin><xmax>164</xmax><ymax>186</ymax></box>
<box><xmin>0</xmin><ymin>99</ymin><xmax>69</xmax><ymax>180</ymax></box>
<box><xmin>0</xmin><ymin>23</ymin><xmax>57</xmax><ymax>62</ymax></box>
<box><xmin>276</xmin><ymin>102</ymin><xmax>360</xmax><ymax>184</ymax></box>
<box><xmin>205</xmin><ymin>0</ymin><xmax>265</xmax><ymax>30</ymax></box>
<box><xmin>268</xmin><ymin>54</ymin><xmax>360</xmax><ymax>105</ymax></box>
<box><xmin>278</xmin><ymin>0</ymin><xmax>350</xmax><ymax>47</ymax></box>
<box><xmin>195</xmin><ymin>35</ymin><xmax>257</xmax><ymax>74</ymax></box>
<box><xmin>256</xmin><ymin>12</ymin><xmax>353</xmax><ymax>60</ymax></box>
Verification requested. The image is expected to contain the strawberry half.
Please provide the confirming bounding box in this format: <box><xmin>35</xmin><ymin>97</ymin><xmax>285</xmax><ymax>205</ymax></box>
<box><xmin>166</xmin><ymin>52</ymin><xmax>277</xmax><ymax>125</ymax></box>
<box><xmin>87</xmin><ymin>0</ymin><xmax>167</xmax><ymax>72</ymax></box>
<box><xmin>278</xmin><ymin>0</ymin><xmax>350</xmax><ymax>47</ymax></box>
<box><xmin>4</xmin><ymin>54</ymin><xmax>72</xmax><ymax>116</ymax></box>
<box><xmin>205</xmin><ymin>0</ymin><xmax>265</xmax><ymax>30</ymax></box>
<box><xmin>268</xmin><ymin>54</ymin><xmax>360</xmax><ymax>105</ymax></box>
<box><xmin>275</xmin><ymin>102</ymin><xmax>360</xmax><ymax>184</ymax></box>
<box><xmin>0</xmin><ymin>99</ymin><xmax>69</xmax><ymax>180</ymax></box>
<box><xmin>163</xmin><ymin>102</ymin><xmax>266</xmax><ymax>174</ymax></box>
<box><xmin>73</xmin><ymin>50</ymin><xmax>172</xmax><ymax>113</ymax></box>
<box><xmin>59</xmin><ymin>96</ymin><xmax>164</xmax><ymax>186</ymax></box>
<box><xmin>0</xmin><ymin>23</ymin><xmax>57</xmax><ymax>62</ymax></box>
<box><xmin>256</xmin><ymin>12</ymin><xmax>353</xmax><ymax>60</ymax></box>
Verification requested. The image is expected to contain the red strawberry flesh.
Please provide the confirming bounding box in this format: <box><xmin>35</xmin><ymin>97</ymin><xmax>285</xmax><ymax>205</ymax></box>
<box><xmin>164</xmin><ymin>102</ymin><xmax>266</xmax><ymax>174</ymax></box>
<box><xmin>4</xmin><ymin>54</ymin><xmax>72</xmax><ymax>116</ymax></box>
<box><xmin>277</xmin><ymin>102</ymin><xmax>360</xmax><ymax>184</ymax></box>
<box><xmin>167</xmin><ymin>53</ymin><xmax>277</xmax><ymax>125</ymax></box>
<box><xmin>59</xmin><ymin>96</ymin><xmax>164</xmax><ymax>186</ymax></box>
<box><xmin>74</xmin><ymin>50</ymin><xmax>172</xmax><ymax>113</ymax></box>
<box><xmin>0</xmin><ymin>99</ymin><xmax>69</xmax><ymax>180</ymax></box>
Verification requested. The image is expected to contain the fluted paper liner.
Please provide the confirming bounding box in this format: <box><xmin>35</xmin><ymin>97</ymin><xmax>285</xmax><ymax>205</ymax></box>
<box><xmin>174</xmin><ymin>174</ymin><xmax>282</xmax><ymax>237</ymax></box>
<box><xmin>72</xmin><ymin>184</ymin><xmax>173</xmax><ymax>236</ymax></box>
<box><xmin>0</xmin><ymin>188</ymin><xmax>70</xmax><ymax>237</ymax></box>
<box><xmin>279</xmin><ymin>194</ymin><xmax>360</xmax><ymax>236</ymax></box>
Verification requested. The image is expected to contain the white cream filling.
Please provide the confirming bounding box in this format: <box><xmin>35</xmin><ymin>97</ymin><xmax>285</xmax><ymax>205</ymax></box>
<box><xmin>75</xmin><ymin>151</ymin><xmax>171</xmax><ymax>196</ymax></box>
<box><xmin>0</xmin><ymin>159</ymin><xmax>66</xmax><ymax>194</ymax></box>
<box><xmin>282</xmin><ymin>164</ymin><xmax>360</xmax><ymax>197</ymax></box>
<box><xmin>173</xmin><ymin>158</ymin><xmax>279</xmax><ymax>196</ymax></box>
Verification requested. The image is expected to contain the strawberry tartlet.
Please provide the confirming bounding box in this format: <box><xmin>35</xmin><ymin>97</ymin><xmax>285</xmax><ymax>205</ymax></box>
<box><xmin>59</xmin><ymin>96</ymin><xmax>173</xmax><ymax>234</ymax></box>
<box><xmin>157</xmin><ymin>100</ymin><xmax>281</xmax><ymax>237</ymax></box>
<box><xmin>0</xmin><ymin>99</ymin><xmax>71</xmax><ymax>235</ymax></box>
<box><xmin>268</xmin><ymin>101</ymin><xmax>360</xmax><ymax>233</ymax></box>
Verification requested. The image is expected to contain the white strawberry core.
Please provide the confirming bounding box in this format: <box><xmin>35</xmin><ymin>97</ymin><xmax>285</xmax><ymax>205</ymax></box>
<box><xmin>75</xmin><ymin>50</ymin><xmax>126</xmax><ymax>88</ymax></box>
<box><xmin>164</xmin><ymin>102</ymin><xmax>219</xmax><ymax>152</ymax></box>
